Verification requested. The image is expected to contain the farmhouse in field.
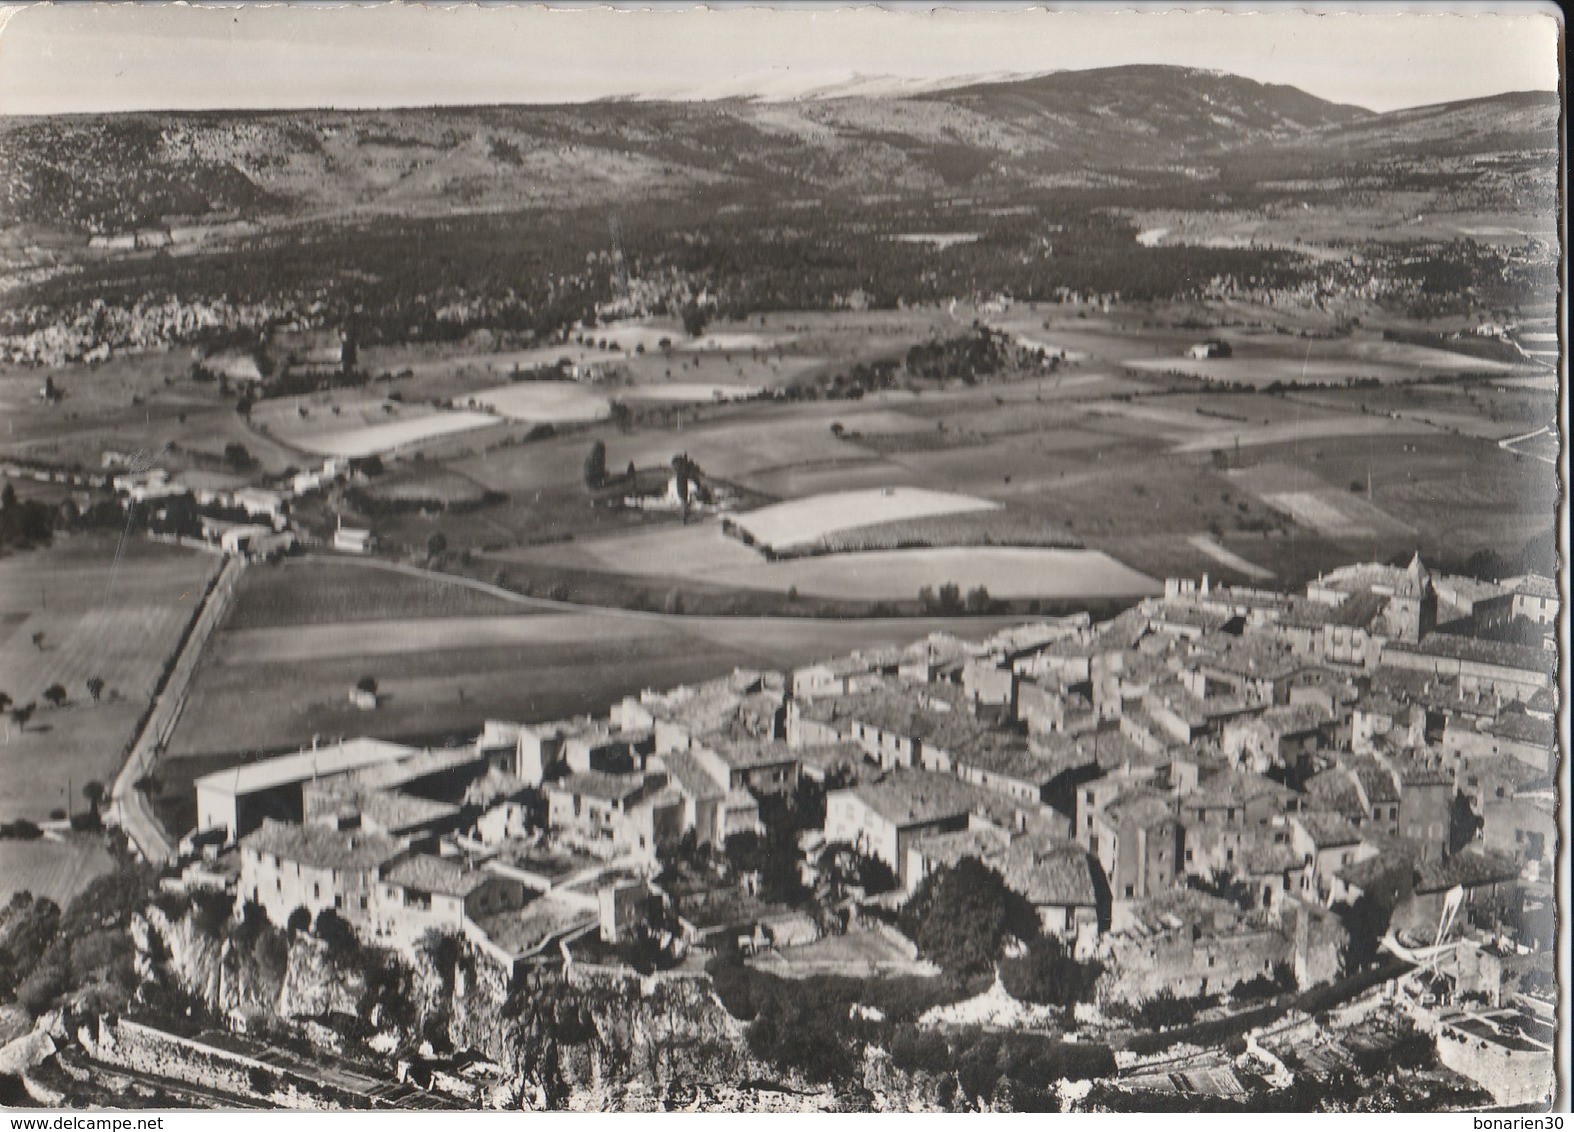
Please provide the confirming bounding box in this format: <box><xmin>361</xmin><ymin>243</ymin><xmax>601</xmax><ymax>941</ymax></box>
<box><xmin>267</xmin><ymin>325</ymin><xmax>353</xmax><ymax>380</ymax></box>
<box><xmin>333</xmin><ymin>524</ymin><xmax>376</xmax><ymax>554</ymax></box>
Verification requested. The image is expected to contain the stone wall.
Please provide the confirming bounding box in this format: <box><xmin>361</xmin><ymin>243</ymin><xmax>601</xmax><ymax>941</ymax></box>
<box><xmin>88</xmin><ymin>1017</ymin><xmax>347</xmax><ymax>1109</ymax></box>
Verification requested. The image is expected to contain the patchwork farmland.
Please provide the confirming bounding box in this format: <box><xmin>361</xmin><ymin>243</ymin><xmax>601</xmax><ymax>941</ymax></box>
<box><xmin>155</xmin><ymin>557</ymin><xmax>1025</xmax><ymax>808</ymax></box>
<box><xmin>729</xmin><ymin>487</ymin><xmax>1000</xmax><ymax>552</ymax></box>
<box><xmin>0</xmin><ymin>536</ymin><xmax>220</xmax><ymax>823</ymax></box>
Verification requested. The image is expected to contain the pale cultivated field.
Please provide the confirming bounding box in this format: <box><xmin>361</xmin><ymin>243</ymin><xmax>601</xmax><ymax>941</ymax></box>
<box><xmin>1124</xmin><ymin>339</ymin><xmax>1515</xmax><ymax>386</ymax></box>
<box><xmin>0</xmin><ymin>539</ymin><xmax>216</xmax><ymax>712</ymax></box>
<box><xmin>1171</xmin><ymin>415</ymin><xmax>1434</xmax><ymax>454</ymax></box>
<box><xmin>251</xmin><ymin>390</ymin><xmax>423</xmax><ymax>439</ymax></box>
<box><xmin>618</xmin><ymin>382</ymin><xmax>764</xmax><ymax>403</ymax></box>
<box><xmin>504</xmin><ymin>520</ymin><xmax>763</xmax><ymax>579</ymax></box>
<box><xmin>250</xmin><ymin>388</ymin><xmax>504</xmax><ymax>456</ymax></box>
<box><xmin>1260</xmin><ymin>491</ymin><xmax>1414</xmax><ymax>539</ymax></box>
<box><xmin>1185</xmin><ymin>534</ymin><xmax>1275</xmax><ymax>580</ymax></box>
<box><xmin>0</xmin><ymin>838</ymin><xmax>115</xmax><ymax>907</ymax></box>
<box><xmin>704</xmin><ymin>546</ymin><xmax>1160</xmax><ymax>601</ymax></box>
<box><xmin>889</xmin><ymin>232</ymin><xmax>980</xmax><ymax>249</ymax></box>
<box><xmin>466</xmin><ymin>381</ymin><xmax>610</xmax><ymax>423</ymax></box>
<box><xmin>1228</xmin><ymin>462</ymin><xmax>1413</xmax><ymax>540</ymax></box>
<box><xmin>213</xmin><ymin>612</ymin><xmax>675</xmax><ymax>665</ymax></box>
<box><xmin>287</xmin><ymin>410</ymin><xmax>502</xmax><ymax>457</ymax></box>
<box><xmin>731</xmin><ymin>487</ymin><xmax>998</xmax><ymax>550</ymax></box>
<box><xmin>0</xmin><ymin>537</ymin><xmax>218</xmax><ymax>824</ymax></box>
<box><xmin>168</xmin><ymin>563</ymin><xmax>1025</xmax><ymax>762</ymax></box>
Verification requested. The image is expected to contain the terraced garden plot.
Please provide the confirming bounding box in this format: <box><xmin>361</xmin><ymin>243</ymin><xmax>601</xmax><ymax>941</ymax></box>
<box><xmin>730</xmin><ymin>487</ymin><xmax>998</xmax><ymax>551</ymax></box>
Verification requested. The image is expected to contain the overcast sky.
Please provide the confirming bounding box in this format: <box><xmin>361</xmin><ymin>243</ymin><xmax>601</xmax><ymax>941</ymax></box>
<box><xmin>0</xmin><ymin>3</ymin><xmax>1562</xmax><ymax>116</ymax></box>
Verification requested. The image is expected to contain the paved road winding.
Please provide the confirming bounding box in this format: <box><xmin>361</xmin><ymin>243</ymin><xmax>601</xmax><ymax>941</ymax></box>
<box><xmin>109</xmin><ymin>552</ymin><xmax>244</xmax><ymax>863</ymax></box>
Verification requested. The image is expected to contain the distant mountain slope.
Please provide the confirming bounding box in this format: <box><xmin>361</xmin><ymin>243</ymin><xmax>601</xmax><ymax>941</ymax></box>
<box><xmin>923</xmin><ymin>65</ymin><xmax>1373</xmax><ymax>150</ymax></box>
<box><xmin>0</xmin><ymin>66</ymin><xmax>1554</xmax><ymax>232</ymax></box>
<box><xmin>1302</xmin><ymin>89</ymin><xmax>1559</xmax><ymax>156</ymax></box>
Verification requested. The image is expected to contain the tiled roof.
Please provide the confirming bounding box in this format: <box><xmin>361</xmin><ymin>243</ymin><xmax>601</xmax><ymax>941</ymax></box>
<box><xmin>841</xmin><ymin>770</ymin><xmax>999</xmax><ymax>828</ymax></box>
<box><xmin>907</xmin><ymin>827</ymin><xmax>1012</xmax><ymax>869</ymax></box>
<box><xmin>351</xmin><ymin>789</ymin><xmax>459</xmax><ymax>833</ymax></box>
<box><xmin>1415</xmin><ymin>848</ymin><xmax>1522</xmax><ymax>894</ymax></box>
<box><xmin>952</xmin><ymin>735</ymin><xmax>1059</xmax><ymax>784</ymax></box>
<box><xmin>1304</xmin><ymin>770</ymin><xmax>1366</xmax><ymax>819</ymax></box>
<box><xmin>1241</xmin><ymin>842</ymin><xmax>1302</xmax><ymax>876</ymax></box>
<box><xmin>241</xmin><ymin>818</ymin><xmax>404</xmax><ymax>873</ymax></box>
<box><xmin>657</xmin><ymin>750</ymin><xmax>726</xmax><ymax>802</ymax></box>
<box><xmin>1191</xmin><ymin>767</ymin><xmax>1293</xmax><ymax>809</ymax></box>
<box><xmin>1526</xmin><ymin>686</ymin><xmax>1557</xmax><ymax>715</ymax></box>
<box><xmin>1262</xmin><ymin>703</ymin><xmax>1330</xmax><ymax>733</ymax></box>
<box><xmin>1393</xmin><ymin>634</ymin><xmax>1557</xmax><ymax>677</ymax></box>
<box><xmin>845</xmin><ymin>690</ymin><xmax>992</xmax><ymax>750</ymax></box>
<box><xmin>1336</xmin><ymin>844</ymin><xmax>1417</xmax><ymax>890</ymax></box>
<box><xmin>698</xmin><ymin>734</ymin><xmax>801</xmax><ymax>770</ymax></box>
<box><xmin>347</xmin><ymin>747</ymin><xmax>483</xmax><ymax>792</ymax></box>
<box><xmin>998</xmin><ymin>840</ymin><xmax>1098</xmax><ymax>907</ymax></box>
<box><xmin>1104</xmin><ymin>790</ymin><xmax>1176</xmax><ymax>830</ymax></box>
<box><xmin>1343</xmin><ymin>757</ymin><xmax>1400</xmax><ymax>805</ymax></box>
<box><xmin>384</xmin><ymin>854</ymin><xmax>496</xmax><ymax>898</ymax></box>
<box><xmin>1488</xmin><ymin>713</ymin><xmax>1554</xmax><ymax>747</ymax></box>
<box><xmin>1504</xmin><ymin>573</ymin><xmax>1558</xmax><ymax>600</ymax></box>
<box><xmin>547</xmin><ymin>771</ymin><xmax>647</xmax><ymax>802</ymax></box>
<box><xmin>1294</xmin><ymin>811</ymin><xmax>1363</xmax><ymax>849</ymax></box>
<box><xmin>792</xmin><ymin>741</ymin><xmax>868</xmax><ymax>778</ymax></box>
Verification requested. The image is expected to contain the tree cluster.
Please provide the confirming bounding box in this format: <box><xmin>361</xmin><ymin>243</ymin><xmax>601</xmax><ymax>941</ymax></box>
<box><xmin>898</xmin><ymin>857</ymin><xmax>1040</xmax><ymax>981</ymax></box>
<box><xmin>917</xmin><ymin>582</ymin><xmax>994</xmax><ymax>615</ymax></box>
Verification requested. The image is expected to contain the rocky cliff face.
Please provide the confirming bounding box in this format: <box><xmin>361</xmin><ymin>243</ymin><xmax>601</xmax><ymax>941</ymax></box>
<box><xmin>137</xmin><ymin>907</ymin><xmax>362</xmax><ymax>1022</ymax></box>
<box><xmin>136</xmin><ymin>907</ymin><xmax>949</xmax><ymax>1111</ymax></box>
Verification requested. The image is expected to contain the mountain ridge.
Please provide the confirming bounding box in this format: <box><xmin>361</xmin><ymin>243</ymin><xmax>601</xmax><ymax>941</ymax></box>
<box><xmin>0</xmin><ymin>65</ymin><xmax>1558</xmax><ymax>236</ymax></box>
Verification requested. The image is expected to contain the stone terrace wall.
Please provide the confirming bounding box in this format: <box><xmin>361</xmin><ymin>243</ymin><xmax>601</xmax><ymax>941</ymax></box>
<box><xmin>86</xmin><ymin>1016</ymin><xmax>350</xmax><ymax>1110</ymax></box>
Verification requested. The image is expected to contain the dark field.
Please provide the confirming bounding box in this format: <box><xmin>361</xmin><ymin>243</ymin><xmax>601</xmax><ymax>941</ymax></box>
<box><xmin>223</xmin><ymin>557</ymin><xmax>540</xmax><ymax>630</ymax></box>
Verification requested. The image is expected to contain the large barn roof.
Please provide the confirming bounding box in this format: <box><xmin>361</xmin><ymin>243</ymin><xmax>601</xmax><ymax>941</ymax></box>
<box><xmin>196</xmin><ymin>738</ymin><xmax>417</xmax><ymax>798</ymax></box>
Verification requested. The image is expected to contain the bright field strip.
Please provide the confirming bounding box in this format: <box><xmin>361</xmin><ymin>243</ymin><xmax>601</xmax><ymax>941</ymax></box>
<box><xmin>730</xmin><ymin>487</ymin><xmax>999</xmax><ymax>550</ymax></box>
<box><xmin>1186</xmin><ymin>534</ymin><xmax>1275</xmax><ymax>580</ymax></box>
<box><xmin>698</xmin><ymin>546</ymin><xmax>1161</xmax><ymax>601</ymax></box>
<box><xmin>286</xmin><ymin>409</ymin><xmax>503</xmax><ymax>457</ymax></box>
<box><xmin>1123</xmin><ymin>347</ymin><xmax>1514</xmax><ymax>385</ymax></box>
<box><xmin>1171</xmin><ymin>415</ymin><xmax>1435</xmax><ymax>454</ymax></box>
<box><xmin>212</xmin><ymin>613</ymin><xmax>675</xmax><ymax>664</ymax></box>
<box><xmin>465</xmin><ymin>380</ymin><xmax>611</xmax><ymax>423</ymax></box>
<box><xmin>618</xmin><ymin>382</ymin><xmax>764</xmax><ymax>403</ymax></box>
<box><xmin>1261</xmin><ymin>490</ymin><xmax>1413</xmax><ymax>539</ymax></box>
